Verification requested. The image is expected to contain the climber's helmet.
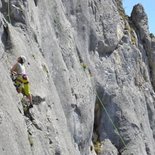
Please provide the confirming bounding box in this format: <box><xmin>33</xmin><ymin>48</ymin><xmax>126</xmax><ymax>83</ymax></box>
<box><xmin>18</xmin><ymin>55</ymin><xmax>27</xmax><ymax>64</ymax></box>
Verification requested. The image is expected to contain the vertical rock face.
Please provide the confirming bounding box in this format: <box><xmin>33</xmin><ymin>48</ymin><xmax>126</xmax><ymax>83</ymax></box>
<box><xmin>0</xmin><ymin>0</ymin><xmax>155</xmax><ymax>155</ymax></box>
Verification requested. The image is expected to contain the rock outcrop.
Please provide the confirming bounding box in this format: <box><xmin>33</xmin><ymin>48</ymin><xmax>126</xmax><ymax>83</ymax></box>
<box><xmin>0</xmin><ymin>0</ymin><xmax>155</xmax><ymax>155</ymax></box>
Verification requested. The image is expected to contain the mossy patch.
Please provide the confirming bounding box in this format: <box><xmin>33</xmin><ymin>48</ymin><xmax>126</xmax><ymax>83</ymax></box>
<box><xmin>130</xmin><ymin>27</ymin><xmax>137</xmax><ymax>45</ymax></box>
<box><xmin>124</xmin><ymin>22</ymin><xmax>137</xmax><ymax>45</ymax></box>
<box><xmin>81</xmin><ymin>63</ymin><xmax>87</xmax><ymax>70</ymax></box>
<box><xmin>116</xmin><ymin>0</ymin><xmax>128</xmax><ymax>21</ymax></box>
<box><xmin>94</xmin><ymin>141</ymin><xmax>102</xmax><ymax>154</ymax></box>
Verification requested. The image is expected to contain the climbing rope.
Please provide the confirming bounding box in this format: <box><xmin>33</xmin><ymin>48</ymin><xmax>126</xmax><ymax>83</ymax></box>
<box><xmin>77</xmin><ymin>41</ymin><xmax>127</xmax><ymax>148</ymax></box>
<box><xmin>95</xmin><ymin>91</ymin><xmax>127</xmax><ymax>148</ymax></box>
<box><xmin>7</xmin><ymin>0</ymin><xmax>11</xmax><ymax>23</ymax></box>
<box><xmin>77</xmin><ymin>49</ymin><xmax>127</xmax><ymax>148</ymax></box>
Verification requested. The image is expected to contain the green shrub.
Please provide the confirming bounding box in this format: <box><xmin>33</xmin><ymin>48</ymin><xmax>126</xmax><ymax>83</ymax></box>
<box><xmin>150</xmin><ymin>33</ymin><xmax>154</xmax><ymax>38</ymax></box>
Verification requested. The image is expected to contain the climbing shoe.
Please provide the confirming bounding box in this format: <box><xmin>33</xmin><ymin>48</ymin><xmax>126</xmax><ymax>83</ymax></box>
<box><xmin>29</xmin><ymin>104</ymin><xmax>33</xmax><ymax>109</ymax></box>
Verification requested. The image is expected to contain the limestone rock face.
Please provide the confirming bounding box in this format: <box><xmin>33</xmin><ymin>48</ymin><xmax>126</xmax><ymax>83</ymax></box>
<box><xmin>131</xmin><ymin>4</ymin><xmax>149</xmax><ymax>40</ymax></box>
<box><xmin>0</xmin><ymin>0</ymin><xmax>155</xmax><ymax>155</ymax></box>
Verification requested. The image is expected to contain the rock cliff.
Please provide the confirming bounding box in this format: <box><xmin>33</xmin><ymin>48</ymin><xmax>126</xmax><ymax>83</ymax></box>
<box><xmin>0</xmin><ymin>0</ymin><xmax>155</xmax><ymax>155</ymax></box>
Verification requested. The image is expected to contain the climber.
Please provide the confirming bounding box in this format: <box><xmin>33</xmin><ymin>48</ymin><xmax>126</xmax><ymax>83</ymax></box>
<box><xmin>10</xmin><ymin>55</ymin><xmax>33</xmax><ymax>108</ymax></box>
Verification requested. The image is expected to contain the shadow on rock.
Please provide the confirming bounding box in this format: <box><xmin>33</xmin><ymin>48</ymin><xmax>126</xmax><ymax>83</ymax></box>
<box><xmin>32</xmin><ymin>95</ymin><xmax>46</xmax><ymax>105</ymax></box>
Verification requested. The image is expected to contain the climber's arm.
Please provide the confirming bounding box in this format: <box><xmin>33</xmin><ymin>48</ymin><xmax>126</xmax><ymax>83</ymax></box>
<box><xmin>10</xmin><ymin>63</ymin><xmax>18</xmax><ymax>74</ymax></box>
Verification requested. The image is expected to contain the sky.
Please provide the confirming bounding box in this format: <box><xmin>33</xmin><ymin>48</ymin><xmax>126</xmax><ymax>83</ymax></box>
<box><xmin>123</xmin><ymin>0</ymin><xmax>155</xmax><ymax>35</ymax></box>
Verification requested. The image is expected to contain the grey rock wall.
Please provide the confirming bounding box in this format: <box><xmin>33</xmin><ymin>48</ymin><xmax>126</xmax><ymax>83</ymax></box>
<box><xmin>0</xmin><ymin>0</ymin><xmax>155</xmax><ymax>155</ymax></box>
